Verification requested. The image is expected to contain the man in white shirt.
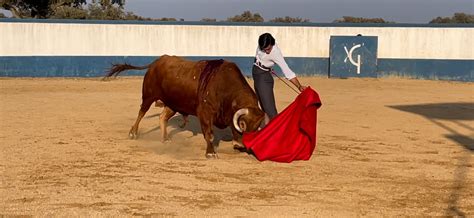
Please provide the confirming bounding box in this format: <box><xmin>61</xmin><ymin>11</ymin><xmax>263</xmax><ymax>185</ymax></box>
<box><xmin>253</xmin><ymin>33</ymin><xmax>306</xmax><ymax>122</ymax></box>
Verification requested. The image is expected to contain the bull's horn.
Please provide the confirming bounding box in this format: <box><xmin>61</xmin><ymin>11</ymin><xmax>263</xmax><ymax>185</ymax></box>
<box><xmin>233</xmin><ymin>108</ymin><xmax>249</xmax><ymax>133</ymax></box>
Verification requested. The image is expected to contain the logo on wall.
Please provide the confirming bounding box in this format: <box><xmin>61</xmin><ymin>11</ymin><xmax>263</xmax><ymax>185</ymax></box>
<box><xmin>344</xmin><ymin>43</ymin><xmax>363</xmax><ymax>74</ymax></box>
<box><xmin>329</xmin><ymin>36</ymin><xmax>378</xmax><ymax>78</ymax></box>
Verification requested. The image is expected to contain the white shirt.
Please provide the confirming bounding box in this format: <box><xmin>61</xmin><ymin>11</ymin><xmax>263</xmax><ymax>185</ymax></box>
<box><xmin>255</xmin><ymin>44</ymin><xmax>296</xmax><ymax>80</ymax></box>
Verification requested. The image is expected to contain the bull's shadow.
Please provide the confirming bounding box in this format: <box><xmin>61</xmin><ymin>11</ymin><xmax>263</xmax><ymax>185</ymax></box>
<box><xmin>388</xmin><ymin>102</ymin><xmax>473</xmax><ymax>217</ymax></box>
<box><xmin>143</xmin><ymin>113</ymin><xmax>234</xmax><ymax>146</ymax></box>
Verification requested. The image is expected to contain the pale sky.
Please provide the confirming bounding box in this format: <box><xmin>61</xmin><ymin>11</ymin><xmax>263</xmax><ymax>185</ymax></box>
<box><xmin>0</xmin><ymin>0</ymin><xmax>472</xmax><ymax>23</ymax></box>
<box><xmin>123</xmin><ymin>0</ymin><xmax>474</xmax><ymax>23</ymax></box>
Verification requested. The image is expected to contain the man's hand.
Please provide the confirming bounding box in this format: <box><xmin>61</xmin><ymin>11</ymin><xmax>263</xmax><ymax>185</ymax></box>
<box><xmin>289</xmin><ymin>77</ymin><xmax>307</xmax><ymax>92</ymax></box>
<box><xmin>298</xmin><ymin>85</ymin><xmax>307</xmax><ymax>92</ymax></box>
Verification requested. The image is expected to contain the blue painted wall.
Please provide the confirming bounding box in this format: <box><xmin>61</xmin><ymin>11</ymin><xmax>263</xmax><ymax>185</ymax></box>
<box><xmin>378</xmin><ymin>59</ymin><xmax>474</xmax><ymax>81</ymax></box>
<box><xmin>1</xmin><ymin>56</ymin><xmax>472</xmax><ymax>81</ymax></box>
<box><xmin>0</xmin><ymin>56</ymin><xmax>329</xmax><ymax>78</ymax></box>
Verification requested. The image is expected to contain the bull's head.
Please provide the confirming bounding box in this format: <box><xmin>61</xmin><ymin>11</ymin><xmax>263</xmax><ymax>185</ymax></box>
<box><xmin>232</xmin><ymin>108</ymin><xmax>265</xmax><ymax>133</ymax></box>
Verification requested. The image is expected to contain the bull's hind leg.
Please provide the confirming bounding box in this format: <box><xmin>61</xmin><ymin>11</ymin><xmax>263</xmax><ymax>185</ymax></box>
<box><xmin>129</xmin><ymin>97</ymin><xmax>155</xmax><ymax>139</ymax></box>
<box><xmin>160</xmin><ymin>106</ymin><xmax>176</xmax><ymax>142</ymax></box>
<box><xmin>154</xmin><ymin>100</ymin><xmax>188</xmax><ymax>129</ymax></box>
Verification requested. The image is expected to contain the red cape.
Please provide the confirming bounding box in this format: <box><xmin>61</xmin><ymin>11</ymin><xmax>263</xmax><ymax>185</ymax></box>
<box><xmin>242</xmin><ymin>87</ymin><xmax>322</xmax><ymax>163</ymax></box>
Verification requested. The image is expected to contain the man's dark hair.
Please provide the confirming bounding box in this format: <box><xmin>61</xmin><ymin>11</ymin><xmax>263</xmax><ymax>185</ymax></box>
<box><xmin>258</xmin><ymin>33</ymin><xmax>276</xmax><ymax>50</ymax></box>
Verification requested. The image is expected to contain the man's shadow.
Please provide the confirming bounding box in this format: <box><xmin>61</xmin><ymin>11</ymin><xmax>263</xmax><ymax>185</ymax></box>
<box><xmin>388</xmin><ymin>102</ymin><xmax>473</xmax><ymax>217</ymax></box>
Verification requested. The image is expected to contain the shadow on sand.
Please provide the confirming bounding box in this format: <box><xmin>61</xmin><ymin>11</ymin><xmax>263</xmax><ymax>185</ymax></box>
<box><xmin>142</xmin><ymin>112</ymin><xmax>234</xmax><ymax>147</ymax></box>
<box><xmin>388</xmin><ymin>102</ymin><xmax>473</xmax><ymax>217</ymax></box>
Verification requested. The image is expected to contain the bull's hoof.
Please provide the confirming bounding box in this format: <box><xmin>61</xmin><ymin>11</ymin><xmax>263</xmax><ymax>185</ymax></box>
<box><xmin>205</xmin><ymin>153</ymin><xmax>218</xmax><ymax>159</ymax></box>
<box><xmin>233</xmin><ymin>144</ymin><xmax>247</xmax><ymax>152</ymax></box>
<box><xmin>233</xmin><ymin>140</ymin><xmax>247</xmax><ymax>152</ymax></box>
<box><xmin>154</xmin><ymin>100</ymin><xmax>164</xmax><ymax>107</ymax></box>
<box><xmin>161</xmin><ymin>137</ymin><xmax>171</xmax><ymax>143</ymax></box>
<box><xmin>129</xmin><ymin>132</ymin><xmax>138</xmax><ymax>139</ymax></box>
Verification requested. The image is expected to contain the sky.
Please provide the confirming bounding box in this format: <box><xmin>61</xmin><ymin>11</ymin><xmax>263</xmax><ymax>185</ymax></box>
<box><xmin>0</xmin><ymin>0</ymin><xmax>472</xmax><ymax>23</ymax></box>
<box><xmin>122</xmin><ymin>0</ymin><xmax>474</xmax><ymax>23</ymax></box>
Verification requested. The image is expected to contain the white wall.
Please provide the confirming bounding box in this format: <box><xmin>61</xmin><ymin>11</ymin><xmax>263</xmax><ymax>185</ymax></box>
<box><xmin>1</xmin><ymin>22</ymin><xmax>473</xmax><ymax>60</ymax></box>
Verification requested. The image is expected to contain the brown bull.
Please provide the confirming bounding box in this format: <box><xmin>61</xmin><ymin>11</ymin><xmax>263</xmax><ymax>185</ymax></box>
<box><xmin>106</xmin><ymin>55</ymin><xmax>265</xmax><ymax>158</ymax></box>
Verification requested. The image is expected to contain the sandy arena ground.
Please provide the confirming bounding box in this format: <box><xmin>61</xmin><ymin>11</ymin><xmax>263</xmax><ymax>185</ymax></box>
<box><xmin>1</xmin><ymin>76</ymin><xmax>473</xmax><ymax>216</ymax></box>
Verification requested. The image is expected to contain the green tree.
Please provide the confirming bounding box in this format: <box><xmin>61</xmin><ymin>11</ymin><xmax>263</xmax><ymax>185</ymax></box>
<box><xmin>155</xmin><ymin>17</ymin><xmax>177</xmax><ymax>21</ymax></box>
<box><xmin>333</xmin><ymin>16</ymin><xmax>389</xmax><ymax>23</ymax></box>
<box><xmin>97</xmin><ymin>0</ymin><xmax>124</xmax><ymax>8</ymax></box>
<box><xmin>201</xmin><ymin>18</ymin><xmax>216</xmax><ymax>22</ymax></box>
<box><xmin>111</xmin><ymin>0</ymin><xmax>124</xmax><ymax>7</ymax></box>
<box><xmin>87</xmin><ymin>2</ymin><xmax>121</xmax><ymax>20</ymax></box>
<box><xmin>269</xmin><ymin>16</ymin><xmax>309</xmax><ymax>23</ymax></box>
<box><xmin>50</xmin><ymin>5</ymin><xmax>87</xmax><ymax>19</ymax></box>
<box><xmin>124</xmin><ymin>11</ymin><xmax>146</xmax><ymax>20</ymax></box>
<box><xmin>0</xmin><ymin>0</ymin><xmax>87</xmax><ymax>18</ymax></box>
<box><xmin>429</xmin><ymin>13</ymin><xmax>474</xmax><ymax>23</ymax></box>
<box><xmin>226</xmin><ymin>11</ymin><xmax>264</xmax><ymax>22</ymax></box>
<box><xmin>0</xmin><ymin>0</ymin><xmax>130</xmax><ymax>19</ymax></box>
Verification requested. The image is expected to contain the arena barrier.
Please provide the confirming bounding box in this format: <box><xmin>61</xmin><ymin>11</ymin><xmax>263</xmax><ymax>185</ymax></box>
<box><xmin>1</xmin><ymin>19</ymin><xmax>473</xmax><ymax>81</ymax></box>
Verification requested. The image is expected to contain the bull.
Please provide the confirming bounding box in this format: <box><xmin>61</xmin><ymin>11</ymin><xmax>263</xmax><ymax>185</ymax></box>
<box><xmin>105</xmin><ymin>55</ymin><xmax>265</xmax><ymax>158</ymax></box>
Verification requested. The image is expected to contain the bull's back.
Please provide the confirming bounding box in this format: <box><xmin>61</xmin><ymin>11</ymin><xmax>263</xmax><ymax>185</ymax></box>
<box><xmin>151</xmin><ymin>55</ymin><xmax>205</xmax><ymax>115</ymax></box>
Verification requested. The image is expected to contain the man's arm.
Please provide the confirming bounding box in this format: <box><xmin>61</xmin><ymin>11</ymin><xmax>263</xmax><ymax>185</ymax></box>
<box><xmin>289</xmin><ymin>77</ymin><xmax>307</xmax><ymax>92</ymax></box>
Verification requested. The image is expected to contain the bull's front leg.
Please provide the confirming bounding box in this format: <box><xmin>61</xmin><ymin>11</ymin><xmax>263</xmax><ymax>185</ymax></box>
<box><xmin>199</xmin><ymin>118</ymin><xmax>217</xmax><ymax>159</ymax></box>
<box><xmin>179</xmin><ymin>115</ymin><xmax>189</xmax><ymax>128</ymax></box>
<box><xmin>231</xmin><ymin>128</ymin><xmax>246</xmax><ymax>152</ymax></box>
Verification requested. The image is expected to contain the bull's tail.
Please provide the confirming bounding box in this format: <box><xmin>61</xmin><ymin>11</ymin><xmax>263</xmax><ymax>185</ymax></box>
<box><xmin>104</xmin><ymin>63</ymin><xmax>150</xmax><ymax>78</ymax></box>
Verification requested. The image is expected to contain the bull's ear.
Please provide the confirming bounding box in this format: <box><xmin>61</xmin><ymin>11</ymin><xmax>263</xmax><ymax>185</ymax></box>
<box><xmin>238</xmin><ymin>120</ymin><xmax>247</xmax><ymax>132</ymax></box>
<box><xmin>249</xmin><ymin>107</ymin><xmax>265</xmax><ymax>120</ymax></box>
<box><xmin>248</xmin><ymin>107</ymin><xmax>266</xmax><ymax>130</ymax></box>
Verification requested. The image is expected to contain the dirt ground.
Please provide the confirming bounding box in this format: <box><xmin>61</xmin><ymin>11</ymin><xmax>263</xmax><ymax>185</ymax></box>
<box><xmin>1</xmin><ymin>76</ymin><xmax>473</xmax><ymax>216</ymax></box>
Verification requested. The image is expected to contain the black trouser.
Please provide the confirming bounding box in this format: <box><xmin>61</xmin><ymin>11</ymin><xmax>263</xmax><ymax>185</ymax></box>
<box><xmin>252</xmin><ymin>65</ymin><xmax>277</xmax><ymax>119</ymax></box>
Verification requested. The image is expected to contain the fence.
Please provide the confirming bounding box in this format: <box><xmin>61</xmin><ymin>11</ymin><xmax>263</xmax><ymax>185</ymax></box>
<box><xmin>1</xmin><ymin>19</ymin><xmax>472</xmax><ymax>81</ymax></box>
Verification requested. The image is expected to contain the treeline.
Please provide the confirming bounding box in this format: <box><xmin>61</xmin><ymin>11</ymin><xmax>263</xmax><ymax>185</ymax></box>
<box><xmin>0</xmin><ymin>0</ymin><xmax>147</xmax><ymax>20</ymax></box>
<box><xmin>333</xmin><ymin>16</ymin><xmax>393</xmax><ymax>23</ymax></box>
<box><xmin>429</xmin><ymin>13</ymin><xmax>474</xmax><ymax>24</ymax></box>
<box><xmin>221</xmin><ymin>11</ymin><xmax>310</xmax><ymax>23</ymax></box>
<box><xmin>1</xmin><ymin>1</ymin><xmax>473</xmax><ymax>23</ymax></box>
